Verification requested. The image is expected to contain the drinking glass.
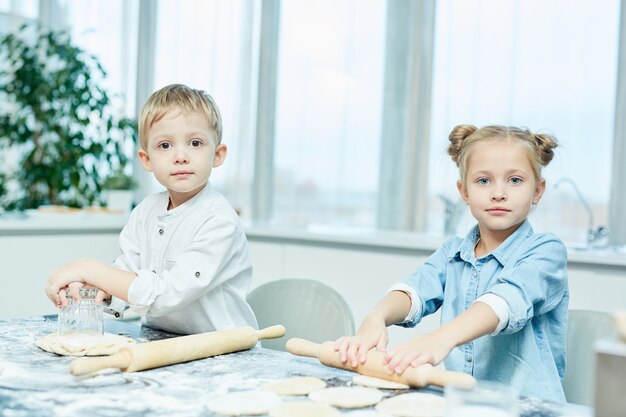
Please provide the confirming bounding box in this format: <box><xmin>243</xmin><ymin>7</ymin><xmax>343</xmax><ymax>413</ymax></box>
<box><xmin>445</xmin><ymin>380</ymin><xmax>519</xmax><ymax>417</ymax></box>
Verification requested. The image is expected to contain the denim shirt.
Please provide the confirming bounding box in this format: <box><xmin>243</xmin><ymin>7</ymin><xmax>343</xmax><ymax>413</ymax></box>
<box><xmin>400</xmin><ymin>220</ymin><xmax>569</xmax><ymax>403</ymax></box>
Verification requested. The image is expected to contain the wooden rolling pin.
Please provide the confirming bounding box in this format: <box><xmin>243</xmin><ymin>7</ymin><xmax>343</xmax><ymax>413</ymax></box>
<box><xmin>70</xmin><ymin>325</ymin><xmax>285</xmax><ymax>376</ymax></box>
<box><xmin>286</xmin><ymin>338</ymin><xmax>475</xmax><ymax>389</ymax></box>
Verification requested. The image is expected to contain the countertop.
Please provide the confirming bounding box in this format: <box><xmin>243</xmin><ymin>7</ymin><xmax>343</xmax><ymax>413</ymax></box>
<box><xmin>2</xmin><ymin>212</ymin><xmax>625</xmax><ymax>267</ymax></box>
<box><xmin>0</xmin><ymin>316</ymin><xmax>592</xmax><ymax>417</ymax></box>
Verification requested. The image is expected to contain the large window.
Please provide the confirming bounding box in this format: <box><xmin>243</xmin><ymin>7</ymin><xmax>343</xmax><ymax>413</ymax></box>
<box><xmin>428</xmin><ymin>0</ymin><xmax>621</xmax><ymax>245</ymax></box>
<box><xmin>2</xmin><ymin>0</ymin><xmax>624</xmax><ymax>247</ymax></box>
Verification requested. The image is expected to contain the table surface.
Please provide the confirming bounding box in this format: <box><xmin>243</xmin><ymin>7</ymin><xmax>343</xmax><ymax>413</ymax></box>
<box><xmin>0</xmin><ymin>316</ymin><xmax>592</xmax><ymax>417</ymax></box>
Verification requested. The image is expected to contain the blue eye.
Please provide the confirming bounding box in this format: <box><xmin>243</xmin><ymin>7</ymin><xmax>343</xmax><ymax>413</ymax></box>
<box><xmin>509</xmin><ymin>177</ymin><xmax>523</xmax><ymax>184</ymax></box>
<box><xmin>477</xmin><ymin>178</ymin><xmax>490</xmax><ymax>185</ymax></box>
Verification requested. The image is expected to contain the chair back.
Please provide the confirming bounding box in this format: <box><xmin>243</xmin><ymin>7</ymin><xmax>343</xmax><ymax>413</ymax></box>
<box><xmin>247</xmin><ymin>279</ymin><xmax>355</xmax><ymax>351</ymax></box>
<box><xmin>563</xmin><ymin>309</ymin><xmax>615</xmax><ymax>405</ymax></box>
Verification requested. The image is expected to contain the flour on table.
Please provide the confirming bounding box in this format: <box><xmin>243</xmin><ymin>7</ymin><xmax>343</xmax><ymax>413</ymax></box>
<box><xmin>206</xmin><ymin>391</ymin><xmax>282</xmax><ymax>416</ymax></box>
<box><xmin>375</xmin><ymin>393</ymin><xmax>446</xmax><ymax>417</ymax></box>
<box><xmin>309</xmin><ymin>386</ymin><xmax>384</xmax><ymax>408</ymax></box>
<box><xmin>261</xmin><ymin>376</ymin><xmax>326</xmax><ymax>396</ymax></box>
<box><xmin>353</xmin><ymin>375</ymin><xmax>409</xmax><ymax>390</ymax></box>
<box><xmin>269</xmin><ymin>401</ymin><xmax>340</xmax><ymax>417</ymax></box>
<box><xmin>36</xmin><ymin>332</ymin><xmax>135</xmax><ymax>356</ymax></box>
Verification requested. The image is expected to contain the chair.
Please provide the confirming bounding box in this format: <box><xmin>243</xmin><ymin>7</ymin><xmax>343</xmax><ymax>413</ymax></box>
<box><xmin>247</xmin><ymin>279</ymin><xmax>355</xmax><ymax>351</ymax></box>
<box><xmin>562</xmin><ymin>309</ymin><xmax>615</xmax><ymax>406</ymax></box>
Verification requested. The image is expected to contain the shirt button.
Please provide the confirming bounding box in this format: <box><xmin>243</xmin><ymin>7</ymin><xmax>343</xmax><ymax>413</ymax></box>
<box><xmin>158</xmin><ymin>228</ymin><xmax>164</xmax><ymax>235</ymax></box>
<box><xmin>466</xmin><ymin>356</ymin><xmax>473</xmax><ymax>363</ymax></box>
<box><xmin>195</xmin><ymin>271</ymin><xmax>201</xmax><ymax>278</ymax></box>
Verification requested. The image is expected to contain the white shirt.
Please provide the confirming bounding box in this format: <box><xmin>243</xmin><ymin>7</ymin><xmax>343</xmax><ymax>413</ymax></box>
<box><xmin>111</xmin><ymin>183</ymin><xmax>258</xmax><ymax>334</ymax></box>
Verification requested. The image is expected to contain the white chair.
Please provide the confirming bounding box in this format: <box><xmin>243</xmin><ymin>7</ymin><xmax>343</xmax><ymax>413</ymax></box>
<box><xmin>562</xmin><ymin>309</ymin><xmax>615</xmax><ymax>405</ymax></box>
<box><xmin>247</xmin><ymin>279</ymin><xmax>355</xmax><ymax>351</ymax></box>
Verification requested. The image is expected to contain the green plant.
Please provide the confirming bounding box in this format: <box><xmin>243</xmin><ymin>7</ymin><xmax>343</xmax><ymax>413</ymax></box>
<box><xmin>0</xmin><ymin>23</ymin><xmax>137</xmax><ymax>210</ymax></box>
<box><xmin>102</xmin><ymin>169</ymin><xmax>138</xmax><ymax>190</ymax></box>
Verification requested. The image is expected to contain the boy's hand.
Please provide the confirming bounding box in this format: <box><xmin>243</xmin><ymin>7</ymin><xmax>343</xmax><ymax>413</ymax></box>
<box><xmin>334</xmin><ymin>318</ymin><xmax>389</xmax><ymax>368</ymax></box>
<box><xmin>383</xmin><ymin>331</ymin><xmax>455</xmax><ymax>375</ymax></box>
<box><xmin>46</xmin><ymin>259</ymin><xmax>98</xmax><ymax>307</ymax></box>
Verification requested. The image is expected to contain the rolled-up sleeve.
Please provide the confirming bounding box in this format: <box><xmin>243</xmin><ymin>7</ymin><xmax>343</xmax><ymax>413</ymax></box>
<box><xmin>487</xmin><ymin>234</ymin><xmax>568</xmax><ymax>335</ymax></box>
<box><xmin>395</xmin><ymin>239</ymin><xmax>455</xmax><ymax>328</ymax></box>
<box><xmin>127</xmin><ymin>219</ymin><xmax>245</xmax><ymax>317</ymax></box>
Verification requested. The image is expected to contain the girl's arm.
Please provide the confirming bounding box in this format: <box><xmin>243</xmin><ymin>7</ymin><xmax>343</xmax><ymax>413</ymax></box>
<box><xmin>384</xmin><ymin>301</ymin><xmax>499</xmax><ymax>374</ymax></box>
<box><xmin>335</xmin><ymin>290</ymin><xmax>411</xmax><ymax>367</ymax></box>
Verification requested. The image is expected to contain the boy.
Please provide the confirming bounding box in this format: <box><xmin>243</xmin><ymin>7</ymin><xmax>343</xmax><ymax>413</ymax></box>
<box><xmin>45</xmin><ymin>84</ymin><xmax>258</xmax><ymax>334</ymax></box>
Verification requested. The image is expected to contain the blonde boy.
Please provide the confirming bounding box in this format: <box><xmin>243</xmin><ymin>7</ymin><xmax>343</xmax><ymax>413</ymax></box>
<box><xmin>45</xmin><ymin>84</ymin><xmax>258</xmax><ymax>334</ymax></box>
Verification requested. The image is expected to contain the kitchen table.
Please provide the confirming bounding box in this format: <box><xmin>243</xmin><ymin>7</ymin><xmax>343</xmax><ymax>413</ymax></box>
<box><xmin>0</xmin><ymin>316</ymin><xmax>592</xmax><ymax>417</ymax></box>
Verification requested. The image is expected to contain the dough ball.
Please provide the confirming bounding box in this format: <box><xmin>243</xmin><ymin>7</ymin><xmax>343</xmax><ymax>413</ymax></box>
<box><xmin>269</xmin><ymin>401</ymin><xmax>340</xmax><ymax>417</ymax></box>
<box><xmin>309</xmin><ymin>386</ymin><xmax>384</xmax><ymax>408</ymax></box>
<box><xmin>206</xmin><ymin>391</ymin><xmax>282</xmax><ymax>416</ymax></box>
<box><xmin>353</xmin><ymin>375</ymin><xmax>409</xmax><ymax>390</ymax></box>
<box><xmin>36</xmin><ymin>332</ymin><xmax>136</xmax><ymax>356</ymax></box>
<box><xmin>375</xmin><ymin>393</ymin><xmax>446</xmax><ymax>417</ymax></box>
<box><xmin>261</xmin><ymin>376</ymin><xmax>327</xmax><ymax>396</ymax></box>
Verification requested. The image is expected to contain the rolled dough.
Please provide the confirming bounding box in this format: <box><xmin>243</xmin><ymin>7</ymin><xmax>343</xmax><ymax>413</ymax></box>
<box><xmin>353</xmin><ymin>375</ymin><xmax>410</xmax><ymax>390</ymax></box>
<box><xmin>269</xmin><ymin>401</ymin><xmax>340</xmax><ymax>417</ymax></box>
<box><xmin>35</xmin><ymin>332</ymin><xmax>135</xmax><ymax>356</ymax></box>
<box><xmin>261</xmin><ymin>376</ymin><xmax>326</xmax><ymax>396</ymax></box>
<box><xmin>309</xmin><ymin>386</ymin><xmax>384</xmax><ymax>408</ymax></box>
<box><xmin>375</xmin><ymin>393</ymin><xmax>446</xmax><ymax>417</ymax></box>
<box><xmin>206</xmin><ymin>391</ymin><xmax>282</xmax><ymax>416</ymax></box>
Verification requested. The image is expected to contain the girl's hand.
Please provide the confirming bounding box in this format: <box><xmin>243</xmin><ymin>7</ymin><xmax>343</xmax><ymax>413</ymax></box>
<box><xmin>383</xmin><ymin>331</ymin><xmax>455</xmax><ymax>374</ymax></box>
<box><xmin>334</xmin><ymin>319</ymin><xmax>389</xmax><ymax>368</ymax></box>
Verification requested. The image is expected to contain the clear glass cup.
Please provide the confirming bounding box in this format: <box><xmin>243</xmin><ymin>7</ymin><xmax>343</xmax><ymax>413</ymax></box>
<box><xmin>445</xmin><ymin>380</ymin><xmax>519</xmax><ymax>417</ymax></box>
<box><xmin>57</xmin><ymin>288</ymin><xmax>104</xmax><ymax>335</ymax></box>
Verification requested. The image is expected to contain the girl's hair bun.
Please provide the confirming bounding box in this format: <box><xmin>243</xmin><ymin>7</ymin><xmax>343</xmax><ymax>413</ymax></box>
<box><xmin>447</xmin><ymin>124</ymin><xmax>477</xmax><ymax>165</ymax></box>
<box><xmin>533</xmin><ymin>133</ymin><xmax>558</xmax><ymax>166</ymax></box>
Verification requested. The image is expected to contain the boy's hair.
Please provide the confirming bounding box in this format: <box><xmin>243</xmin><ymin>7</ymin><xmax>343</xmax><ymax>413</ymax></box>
<box><xmin>447</xmin><ymin>124</ymin><xmax>558</xmax><ymax>186</ymax></box>
<box><xmin>138</xmin><ymin>84</ymin><xmax>222</xmax><ymax>150</ymax></box>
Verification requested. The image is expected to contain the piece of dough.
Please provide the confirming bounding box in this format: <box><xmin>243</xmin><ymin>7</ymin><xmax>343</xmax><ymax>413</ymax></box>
<box><xmin>269</xmin><ymin>401</ymin><xmax>340</xmax><ymax>417</ymax></box>
<box><xmin>35</xmin><ymin>332</ymin><xmax>135</xmax><ymax>356</ymax></box>
<box><xmin>309</xmin><ymin>386</ymin><xmax>384</xmax><ymax>408</ymax></box>
<box><xmin>353</xmin><ymin>375</ymin><xmax>410</xmax><ymax>390</ymax></box>
<box><xmin>207</xmin><ymin>391</ymin><xmax>282</xmax><ymax>416</ymax></box>
<box><xmin>261</xmin><ymin>376</ymin><xmax>327</xmax><ymax>396</ymax></box>
<box><xmin>375</xmin><ymin>393</ymin><xmax>446</xmax><ymax>417</ymax></box>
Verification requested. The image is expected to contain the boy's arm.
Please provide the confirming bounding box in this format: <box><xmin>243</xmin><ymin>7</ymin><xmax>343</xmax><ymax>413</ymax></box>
<box><xmin>46</xmin><ymin>259</ymin><xmax>136</xmax><ymax>307</ymax></box>
<box><xmin>384</xmin><ymin>301</ymin><xmax>498</xmax><ymax>374</ymax></box>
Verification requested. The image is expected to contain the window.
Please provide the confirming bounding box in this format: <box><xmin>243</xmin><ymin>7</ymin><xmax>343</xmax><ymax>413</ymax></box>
<box><xmin>63</xmin><ymin>0</ymin><xmax>139</xmax><ymax>116</ymax></box>
<box><xmin>428</xmin><ymin>0</ymin><xmax>621</xmax><ymax>245</ymax></box>
<box><xmin>271</xmin><ymin>0</ymin><xmax>386</xmax><ymax>228</ymax></box>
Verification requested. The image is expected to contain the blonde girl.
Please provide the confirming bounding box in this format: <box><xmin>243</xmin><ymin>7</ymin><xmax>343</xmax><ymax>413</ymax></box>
<box><xmin>335</xmin><ymin>125</ymin><xmax>568</xmax><ymax>402</ymax></box>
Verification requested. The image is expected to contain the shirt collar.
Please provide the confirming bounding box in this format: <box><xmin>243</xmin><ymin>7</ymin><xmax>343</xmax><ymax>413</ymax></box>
<box><xmin>451</xmin><ymin>219</ymin><xmax>534</xmax><ymax>266</ymax></box>
<box><xmin>158</xmin><ymin>182</ymin><xmax>212</xmax><ymax>219</ymax></box>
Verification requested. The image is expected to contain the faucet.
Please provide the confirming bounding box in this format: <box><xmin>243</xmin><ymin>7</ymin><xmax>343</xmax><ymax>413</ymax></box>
<box><xmin>554</xmin><ymin>177</ymin><xmax>608</xmax><ymax>247</ymax></box>
<box><xmin>438</xmin><ymin>194</ymin><xmax>466</xmax><ymax>236</ymax></box>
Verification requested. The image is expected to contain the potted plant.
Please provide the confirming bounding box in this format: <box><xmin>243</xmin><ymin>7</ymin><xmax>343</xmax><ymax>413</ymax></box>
<box><xmin>101</xmin><ymin>169</ymin><xmax>138</xmax><ymax>212</ymax></box>
<box><xmin>0</xmin><ymin>23</ymin><xmax>137</xmax><ymax>212</ymax></box>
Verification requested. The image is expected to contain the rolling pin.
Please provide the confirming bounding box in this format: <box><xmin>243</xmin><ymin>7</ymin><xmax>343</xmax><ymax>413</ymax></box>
<box><xmin>286</xmin><ymin>338</ymin><xmax>475</xmax><ymax>389</ymax></box>
<box><xmin>70</xmin><ymin>325</ymin><xmax>285</xmax><ymax>376</ymax></box>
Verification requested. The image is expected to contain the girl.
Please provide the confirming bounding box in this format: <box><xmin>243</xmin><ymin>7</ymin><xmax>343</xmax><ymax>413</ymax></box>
<box><xmin>335</xmin><ymin>125</ymin><xmax>568</xmax><ymax>402</ymax></box>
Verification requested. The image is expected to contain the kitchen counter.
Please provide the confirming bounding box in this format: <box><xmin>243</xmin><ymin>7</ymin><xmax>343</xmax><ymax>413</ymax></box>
<box><xmin>0</xmin><ymin>317</ymin><xmax>592</xmax><ymax>417</ymax></box>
